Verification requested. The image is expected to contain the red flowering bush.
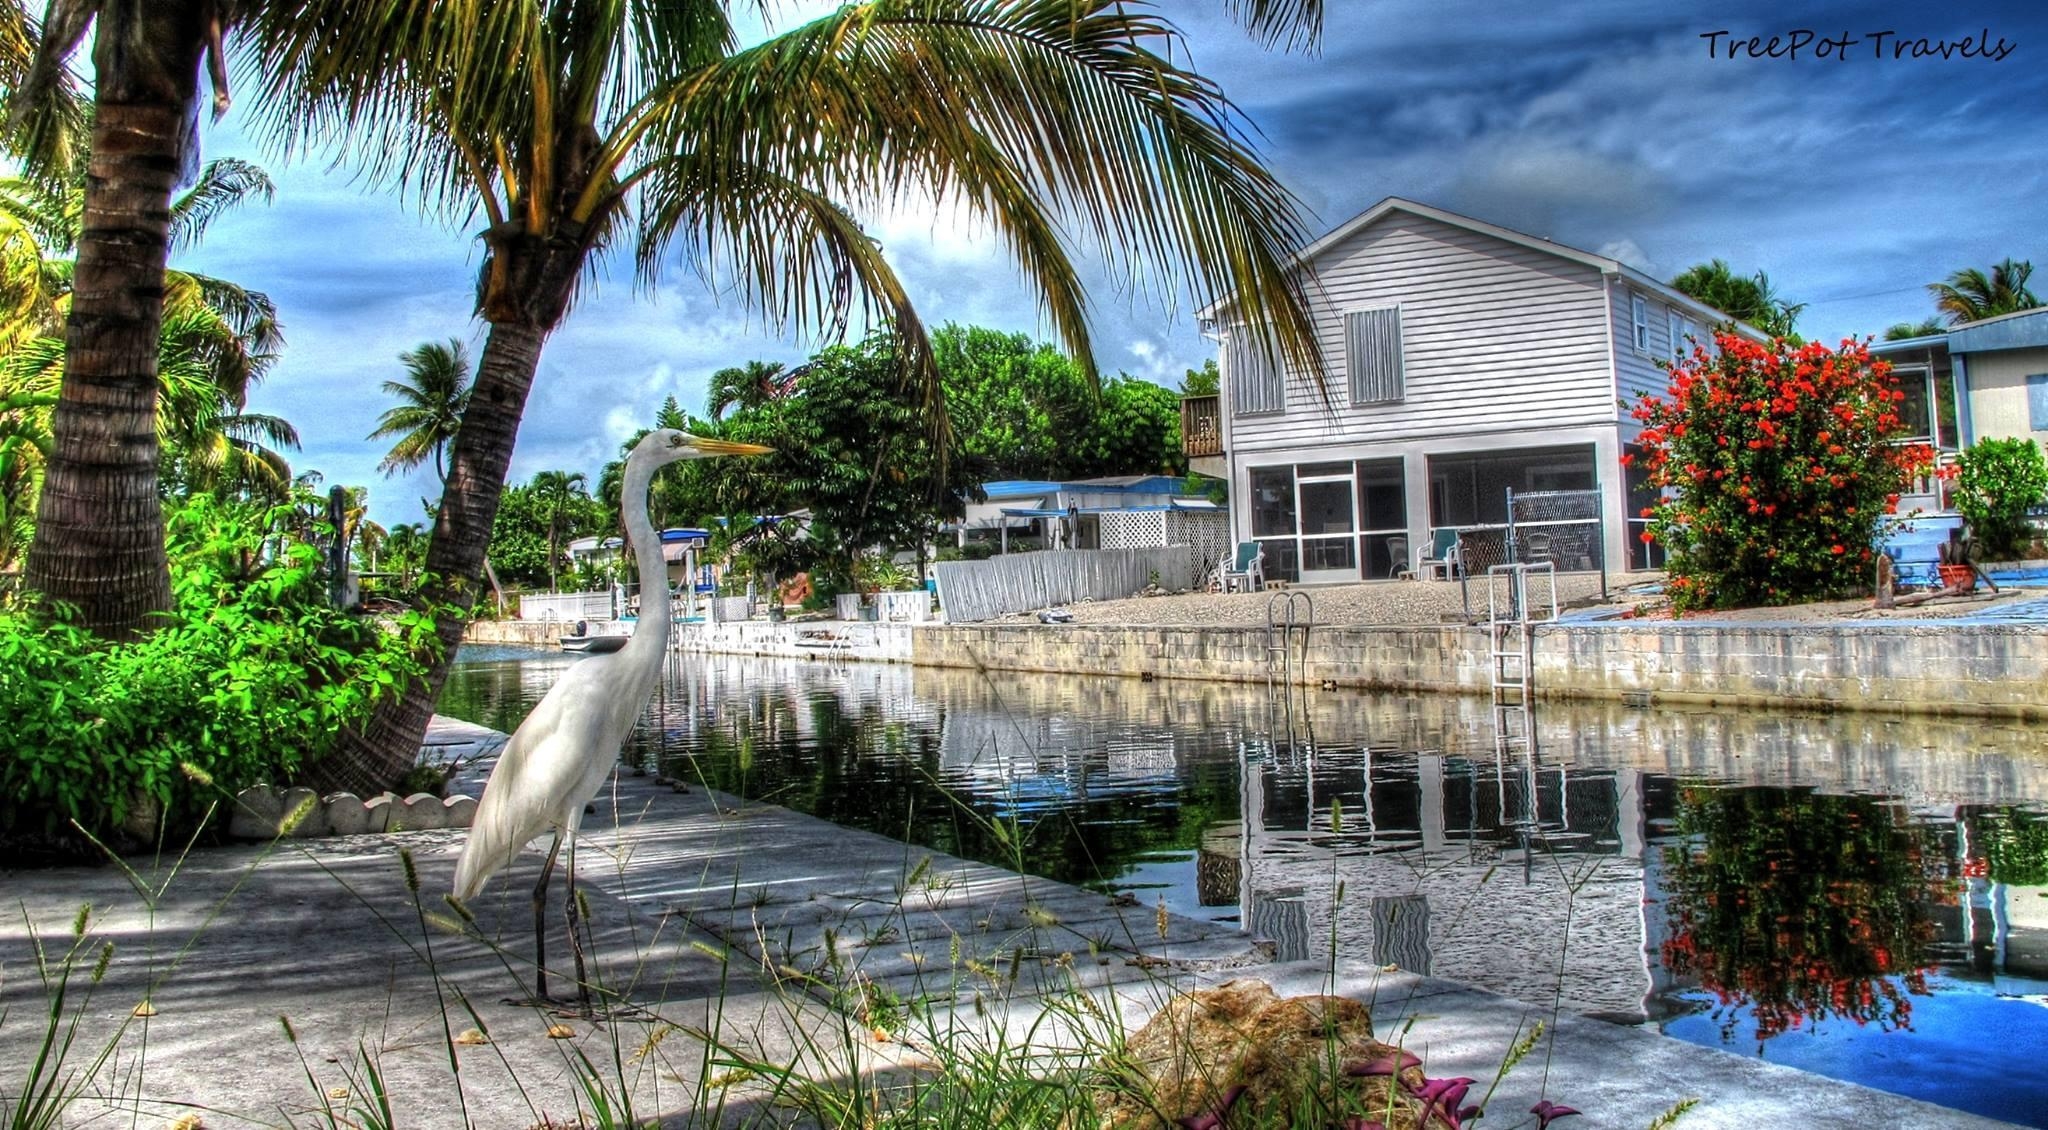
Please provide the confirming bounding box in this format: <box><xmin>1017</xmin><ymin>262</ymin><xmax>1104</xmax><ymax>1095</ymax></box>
<box><xmin>1624</xmin><ymin>334</ymin><xmax>1936</xmax><ymax>613</ymax></box>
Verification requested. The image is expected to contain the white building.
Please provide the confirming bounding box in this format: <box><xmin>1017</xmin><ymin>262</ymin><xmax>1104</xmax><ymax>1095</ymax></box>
<box><xmin>1202</xmin><ymin>197</ymin><xmax>1754</xmax><ymax>583</ymax></box>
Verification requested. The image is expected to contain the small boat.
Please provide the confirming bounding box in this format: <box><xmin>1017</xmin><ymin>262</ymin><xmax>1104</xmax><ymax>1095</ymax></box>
<box><xmin>560</xmin><ymin>633</ymin><xmax>629</xmax><ymax>654</ymax></box>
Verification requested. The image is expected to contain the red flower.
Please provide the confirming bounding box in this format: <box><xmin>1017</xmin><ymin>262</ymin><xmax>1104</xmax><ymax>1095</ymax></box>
<box><xmin>1831</xmin><ymin>545</ymin><xmax>1845</xmax><ymax>555</ymax></box>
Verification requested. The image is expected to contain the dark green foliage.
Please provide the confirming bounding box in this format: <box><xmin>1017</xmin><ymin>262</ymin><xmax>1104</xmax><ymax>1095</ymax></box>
<box><xmin>485</xmin><ymin>473</ymin><xmax>607</xmax><ymax>587</ymax></box>
<box><xmin>0</xmin><ymin>495</ymin><xmax>441</xmax><ymax>857</ymax></box>
<box><xmin>1952</xmin><ymin>437</ymin><xmax>2048</xmax><ymax>560</ymax></box>
<box><xmin>1975</xmin><ymin>808</ymin><xmax>2048</xmax><ymax>886</ymax></box>
<box><xmin>935</xmin><ymin>323</ymin><xmax>1184</xmax><ymax>480</ymax></box>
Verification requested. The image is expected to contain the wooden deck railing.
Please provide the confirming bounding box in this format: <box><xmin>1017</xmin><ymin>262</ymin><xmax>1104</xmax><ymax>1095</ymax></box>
<box><xmin>1181</xmin><ymin>394</ymin><xmax>1222</xmax><ymax>457</ymax></box>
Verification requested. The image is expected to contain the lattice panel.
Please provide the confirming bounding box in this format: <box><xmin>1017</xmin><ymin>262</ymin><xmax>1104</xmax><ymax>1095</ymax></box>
<box><xmin>1101</xmin><ymin>510</ymin><xmax>1166</xmax><ymax>551</ymax></box>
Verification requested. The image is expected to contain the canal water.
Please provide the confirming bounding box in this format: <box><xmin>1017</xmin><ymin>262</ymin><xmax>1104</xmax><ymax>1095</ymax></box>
<box><xmin>441</xmin><ymin>645</ymin><xmax>2048</xmax><ymax>1127</ymax></box>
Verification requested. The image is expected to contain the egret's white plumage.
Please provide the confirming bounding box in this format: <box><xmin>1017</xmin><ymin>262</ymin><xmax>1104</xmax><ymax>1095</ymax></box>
<box><xmin>450</xmin><ymin>428</ymin><xmax>768</xmax><ymax>1003</ymax></box>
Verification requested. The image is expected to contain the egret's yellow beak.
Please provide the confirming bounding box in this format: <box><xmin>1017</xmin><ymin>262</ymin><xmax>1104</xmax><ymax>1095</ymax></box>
<box><xmin>692</xmin><ymin>438</ymin><xmax>773</xmax><ymax>457</ymax></box>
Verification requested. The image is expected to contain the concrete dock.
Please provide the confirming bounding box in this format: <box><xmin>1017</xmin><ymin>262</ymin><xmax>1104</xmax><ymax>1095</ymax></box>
<box><xmin>0</xmin><ymin>719</ymin><xmax>2022</xmax><ymax>1128</ymax></box>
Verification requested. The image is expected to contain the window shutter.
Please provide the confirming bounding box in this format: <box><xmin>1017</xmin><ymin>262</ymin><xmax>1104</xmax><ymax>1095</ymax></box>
<box><xmin>2028</xmin><ymin>373</ymin><xmax>2048</xmax><ymax>431</ymax></box>
<box><xmin>1346</xmin><ymin>307</ymin><xmax>1405</xmax><ymax>404</ymax></box>
<box><xmin>1231</xmin><ymin>330</ymin><xmax>1285</xmax><ymax>415</ymax></box>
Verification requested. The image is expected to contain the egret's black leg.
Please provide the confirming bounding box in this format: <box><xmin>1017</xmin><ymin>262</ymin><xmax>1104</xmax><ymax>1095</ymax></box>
<box><xmin>532</xmin><ymin>832</ymin><xmax>563</xmax><ymax>1002</ymax></box>
<box><xmin>565</xmin><ymin>837</ymin><xmax>592</xmax><ymax>1017</ymax></box>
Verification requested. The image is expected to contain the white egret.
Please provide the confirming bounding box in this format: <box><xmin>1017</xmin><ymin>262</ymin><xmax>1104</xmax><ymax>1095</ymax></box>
<box><xmin>453</xmin><ymin>428</ymin><xmax>769</xmax><ymax>1009</ymax></box>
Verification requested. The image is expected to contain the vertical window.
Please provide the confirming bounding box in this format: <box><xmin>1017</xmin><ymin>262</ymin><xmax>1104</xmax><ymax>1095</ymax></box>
<box><xmin>2028</xmin><ymin>373</ymin><xmax>2048</xmax><ymax>431</ymax></box>
<box><xmin>1630</xmin><ymin>293</ymin><xmax>1650</xmax><ymax>353</ymax></box>
<box><xmin>1668</xmin><ymin>311</ymin><xmax>1697</xmax><ymax>363</ymax></box>
<box><xmin>1345</xmin><ymin>307</ymin><xmax>1405</xmax><ymax>404</ymax></box>
<box><xmin>1230</xmin><ymin>330</ymin><xmax>1285</xmax><ymax>415</ymax></box>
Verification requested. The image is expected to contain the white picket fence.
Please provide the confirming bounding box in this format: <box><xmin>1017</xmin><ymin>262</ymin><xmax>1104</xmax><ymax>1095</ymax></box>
<box><xmin>933</xmin><ymin>547</ymin><xmax>1197</xmax><ymax>624</ymax></box>
<box><xmin>517</xmin><ymin>591</ymin><xmax>615</xmax><ymax>622</ymax></box>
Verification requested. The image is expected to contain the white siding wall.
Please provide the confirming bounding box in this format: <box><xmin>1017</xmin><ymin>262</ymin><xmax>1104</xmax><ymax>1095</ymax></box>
<box><xmin>1964</xmin><ymin>347</ymin><xmax>2048</xmax><ymax>444</ymax></box>
<box><xmin>1223</xmin><ymin>213</ymin><xmax>1618</xmax><ymax>454</ymax></box>
<box><xmin>1611</xmin><ymin>281</ymin><xmax>1689</xmax><ymax>410</ymax></box>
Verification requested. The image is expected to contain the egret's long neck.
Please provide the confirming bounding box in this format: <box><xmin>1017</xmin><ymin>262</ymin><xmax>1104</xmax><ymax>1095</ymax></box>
<box><xmin>621</xmin><ymin>453</ymin><xmax>671</xmax><ymax>661</ymax></box>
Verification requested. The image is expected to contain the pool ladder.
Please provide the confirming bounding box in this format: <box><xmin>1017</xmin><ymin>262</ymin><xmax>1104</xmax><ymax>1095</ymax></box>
<box><xmin>1264</xmin><ymin>590</ymin><xmax>1314</xmax><ymax>687</ymax></box>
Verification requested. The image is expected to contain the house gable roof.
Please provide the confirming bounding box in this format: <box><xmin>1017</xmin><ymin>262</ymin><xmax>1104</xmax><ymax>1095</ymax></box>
<box><xmin>1201</xmin><ymin>196</ymin><xmax>1762</xmax><ymax>338</ymax></box>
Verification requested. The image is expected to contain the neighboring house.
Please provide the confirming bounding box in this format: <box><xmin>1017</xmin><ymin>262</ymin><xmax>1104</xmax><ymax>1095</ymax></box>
<box><xmin>1196</xmin><ymin>196</ymin><xmax>1754</xmax><ymax>583</ymax></box>
<box><xmin>950</xmin><ymin>474</ymin><xmax>1223</xmax><ymax>552</ymax></box>
<box><xmin>1876</xmin><ymin>306</ymin><xmax>2048</xmax><ymax>472</ymax></box>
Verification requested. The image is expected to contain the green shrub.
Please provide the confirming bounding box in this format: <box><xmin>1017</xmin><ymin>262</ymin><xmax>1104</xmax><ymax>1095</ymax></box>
<box><xmin>0</xmin><ymin>495</ymin><xmax>441</xmax><ymax>858</ymax></box>
<box><xmin>1952</xmin><ymin>437</ymin><xmax>2048</xmax><ymax>560</ymax></box>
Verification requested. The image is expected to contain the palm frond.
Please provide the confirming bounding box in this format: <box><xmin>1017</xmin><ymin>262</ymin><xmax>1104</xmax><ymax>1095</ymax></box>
<box><xmin>633</xmin><ymin>1</ymin><xmax>1319</xmax><ymax>380</ymax></box>
<box><xmin>169</xmin><ymin>157</ymin><xmax>277</xmax><ymax>252</ymax></box>
<box><xmin>1222</xmin><ymin>0</ymin><xmax>1322</xmax><ymax>50</ymax></box>
<box><xmin>3</xmin><ymin>0</ymin><xmax>91</xmax><ymax>178</ymax></box>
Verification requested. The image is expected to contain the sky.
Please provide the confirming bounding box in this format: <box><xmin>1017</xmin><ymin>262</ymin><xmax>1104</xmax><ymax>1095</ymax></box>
<box><xmin>172</xmin><ymin>0</ymin><xmax>2048</xmax><ymax>529</ymax></box>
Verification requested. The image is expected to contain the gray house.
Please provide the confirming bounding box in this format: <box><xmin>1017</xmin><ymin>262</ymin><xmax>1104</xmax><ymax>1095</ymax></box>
<box><xmin>1202</xmin><ymin>197</ymin><xmax>1748</xmax><ymax>583</ymax></box>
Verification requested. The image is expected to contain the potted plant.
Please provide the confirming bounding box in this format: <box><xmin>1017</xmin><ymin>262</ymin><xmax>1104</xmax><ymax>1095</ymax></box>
<box><xmin>1937</xmin><ymin>534</ymin><xmax>1977</xmax><ymax>593</ymax></box>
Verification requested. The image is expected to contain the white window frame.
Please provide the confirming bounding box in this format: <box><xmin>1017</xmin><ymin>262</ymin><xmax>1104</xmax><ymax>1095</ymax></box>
<box><xmin>1344</xmin><ymin>306</ymin><xmax>1406</xmax><ymax>405</ymax></box>
<box><xmin>1630</xmin><ymin>293</ymin><xmax>1651</xmax><ymax>354</ymax></box>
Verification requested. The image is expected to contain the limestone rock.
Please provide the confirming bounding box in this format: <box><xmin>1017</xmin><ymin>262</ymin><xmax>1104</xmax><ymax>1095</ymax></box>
<box><xmin>279</xmin><ymin>787</ymin><xmax>329</xmax><ymax>837</ymax></box>
<box><xmin>443</xmin><ymin>795</ymin><xmax>478</xmax><ymax>828</ymax></box>
<box><xmin>362</xmin><ymin>792</ymin><xmax>397</xmax><ymax>833</ymax></box>
<box><xmin>324</xmin><ymin>793</ymin><xmax>376</xmax><ymax>836</ymax></box>
<box><xmin>228</xmin><ymin>786</ymin><xmax>283</xmax><ymax>840</ymax></box>
<box><xmin>395</xmin><ymin>792</ymin><xmax>447</xmax><ymax>831</ymax></box>
<box><xmin>1095</xmin><ymin>979</ymin><xmax>1439</xmax><ymax>1130</ymax></box>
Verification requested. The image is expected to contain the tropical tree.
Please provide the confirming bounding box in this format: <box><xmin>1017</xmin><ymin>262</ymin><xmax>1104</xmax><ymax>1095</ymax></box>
<box><xmin>248</xmin><ymin>0</ymin><xmax>1328</xmax><ymax>790</ymax></box>
<box><xmin>0</xmin><ymin>155</ymin><xmax>289</xmax><ymax>550</ymax></box>
<box><xmin>1670</xmin><ymin>259</ymin><xmax>1804</xmax><ymax>339</ymax></box>
<box><xmin>531</xmin><ymin>469</ymin><xmax>588</xmax><ymax>591</ymax></box>
<box><xmin>380</xmin><ymin>521</ymin><xmax>428</xmax><ymax>593</ymax></box>
<box><xmin>368</xmin><ymin>338</ymin><xmax>472</xmax><ymax>483</ymax></box>
<box><xmin>1883</xmin><ymin>318</ymin><xmax>1946</xmax><ymax>342</ymax></box>
<box><xmin>1930</xmin><ymin>259</ymin><xmax>2039</xmax><ymax>325</ymax></box>
<box><xmin>707</xmin><ymin>359</ymin><xmax>792</xmax><ymax>420</ymax></box>
<box><xmin>1179</xmin><ymin>359</ymin><xmax>1220</xmax><ymax>398</ymax></box>
<box><xmin>10</xmin><ymin>0</ymin><xmax>239</xmax><ymax>637</ymax></box>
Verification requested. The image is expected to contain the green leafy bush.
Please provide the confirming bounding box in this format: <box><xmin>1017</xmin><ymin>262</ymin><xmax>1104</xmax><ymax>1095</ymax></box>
<box><xmin>1625</xmin><ymin>334</ymin><xmax>1936</xmax><ymax>612</ymax></box>
<box><xmin>1952</xmin><ymin>437</ymin><xmax>2048</xmax><ymax>560</ymax></box>
<box><xmin>0</xmin><ymin>495</ymin><xmax>441</xmax><ymax>858</ymax></box>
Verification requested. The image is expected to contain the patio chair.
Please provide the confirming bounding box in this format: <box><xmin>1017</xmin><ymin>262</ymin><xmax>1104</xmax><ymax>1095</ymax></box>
<box><xmin>1219</xmin><ymin>542</ymin><xmax>1265</xmax><ymax>593</ymax></box>
<box><xmin>1523</xmin><ymin>530</ymin><xmax>1554</xmax><ymax>566</ymax></box>
<box><xmin>1417</xmin><ymin>528</ymin><xmax>1461</xmax><ymax>580</ymax></box>
<box><xmin>1385</xmin><ymin>535</ymin><xmax>1409</xmax><ymax>579</ymax></box>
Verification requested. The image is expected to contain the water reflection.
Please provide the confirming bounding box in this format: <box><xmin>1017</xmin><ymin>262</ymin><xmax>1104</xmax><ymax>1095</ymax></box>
<box><xmin>439</xmin><ymin>647</ymin><xmax>2048</xmax><ymax>1126</ymax></box>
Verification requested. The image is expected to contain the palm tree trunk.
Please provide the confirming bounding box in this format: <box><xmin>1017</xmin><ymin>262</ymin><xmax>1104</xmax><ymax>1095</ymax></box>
<box><xmin>311</xmin><ymin>317</ymin><xmax>551</xmax><ymax>792</ymax></box>
<box><xmin>23</xmin><ymin>0</ymin><xmax>206</xmax><ymax>637</ymax></box>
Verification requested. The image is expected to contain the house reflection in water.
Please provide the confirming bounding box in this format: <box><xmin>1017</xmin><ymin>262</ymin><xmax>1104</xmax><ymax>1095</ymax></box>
<box><xmin>442</xmin><ymin>650</ymin><xmax>2048</xmax><ymax>1124</ymax></box>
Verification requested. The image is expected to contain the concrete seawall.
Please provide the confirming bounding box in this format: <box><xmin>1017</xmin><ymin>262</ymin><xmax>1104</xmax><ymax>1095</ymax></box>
<box><xmin>464</xmin><ymin>616</ymin><xmax>2048</xmax><ymax>720</ymax></box>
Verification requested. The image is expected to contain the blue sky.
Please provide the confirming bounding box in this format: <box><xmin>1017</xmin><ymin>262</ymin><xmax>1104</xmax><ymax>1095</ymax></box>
<box><xmin>174</xmin><ymin>0</ymin><xmax>2048</xmax><ymax>528</ymax></box>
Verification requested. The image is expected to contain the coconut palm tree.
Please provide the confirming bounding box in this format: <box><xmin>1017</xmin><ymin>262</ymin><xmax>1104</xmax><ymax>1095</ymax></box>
<box><xmin>1930</xmin><ymin>259</ymin><xmax>2039</xmax><ymax>326</ymax></box>
<box><xmin>708</xmin><ymin>360</ymin><xmax>792</xmax><ymax>420</ymax></box>
<box><xmin>9</xmin><ymin>0</ymin><xmax>240</xmax><ymax>637</ymax></box>
<box><xmin>249</xmin><ymin>0</ymin><xmax>1326</xmax><ymax>790</ymax></box>
<box><xmin>368</xmin><ymin>338</ymin><xmax>473</xmax><ymax>484</ymax></box>
<box><xmin>0</xmin><ymin>153</ymin><xmax>287</xmax><ymax>524</ymax></box>
<box><xmin>531</xmin><ymin>468</ymin><xmax>588</xmax><ymax>592</ymax></box>
<box><xmin>1883</xmin><ymin>318</ymin><xmax>1946</xmax><ymax>342</ymax></box>
<box><xmin>1670</xmin><ymin>259</ymin><xmax>1804</xmax><ymax>339</ymax></box>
